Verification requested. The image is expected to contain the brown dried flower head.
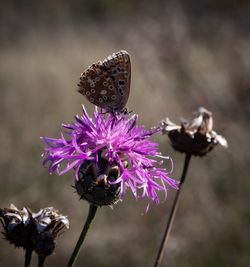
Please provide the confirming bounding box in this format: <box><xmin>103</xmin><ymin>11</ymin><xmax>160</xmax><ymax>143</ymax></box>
<box><xmin>0</xmin><ymin>204</ymin><xmax>69</xmax><ymax>257</ymax></box>
<box><xmin>161</xmin><ymin>107</ymin><xmax>228</xmax><ymax>156</ymax></box>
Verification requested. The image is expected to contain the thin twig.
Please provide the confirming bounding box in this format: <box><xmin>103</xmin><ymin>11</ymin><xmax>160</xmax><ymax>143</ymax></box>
<box><xmin>154</xmin><ymin>154</ymin><xmax>192</xmax><ymax>267</ymax></box>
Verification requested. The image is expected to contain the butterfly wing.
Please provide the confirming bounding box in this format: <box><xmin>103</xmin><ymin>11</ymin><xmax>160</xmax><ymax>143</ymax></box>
<box><xmin>78</xmin><ymin>50</ymin><xmax>131</xmax><ymax>112</ymax></box>
<box><xmin>102</xmin><ymin>51</ymin><xmax>131</xmax><ymax>112</ymax></box>
<box><xmin>78</xmin><ymin>63</ymin><xmax>116</xmax><ymax>110</ymax></box>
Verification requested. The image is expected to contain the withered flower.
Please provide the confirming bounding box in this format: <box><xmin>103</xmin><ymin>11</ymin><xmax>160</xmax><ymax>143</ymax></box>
<box><xmin>161</xmin><ymin>107</ymin><xmax>228</xmax><ymax>156</ymax></box>
<box><xmin>154</xmin><ymin>108</ymin><xmax>228</xmax><ymax>267</ymax></box>
<box><xmin>0</xmin><ymin>204</ymin><xmax>69</xmax><ymax>265</ymax></box>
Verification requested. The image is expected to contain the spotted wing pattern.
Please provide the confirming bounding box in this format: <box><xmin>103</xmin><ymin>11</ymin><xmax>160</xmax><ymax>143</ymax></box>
<box><xmin>78</xmin><ymin>50</ymin><xmax>131</xmax><ymax>112</ymax></box>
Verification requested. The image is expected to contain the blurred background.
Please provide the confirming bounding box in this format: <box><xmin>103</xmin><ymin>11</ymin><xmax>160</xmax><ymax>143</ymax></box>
<box><xmin>0</xmin><ymin>0</ymin><xmax>249</xmax><ymax>266</ymax></box>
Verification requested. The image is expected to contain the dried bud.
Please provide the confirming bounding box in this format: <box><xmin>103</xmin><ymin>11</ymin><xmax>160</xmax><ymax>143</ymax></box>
<box><xmin>0</xmin><ymin>204</ymin><xmax>69</xmax><ymax>257</ymax></box>
<box><xmin>75</xmin><ymin>149</ymin><xmax>122</xmax><ymax>206</ymax></box>
<box><xmin>161</xmin><ymin>107</ymin><xmax>228</xmax><ymax>156</ymax></box>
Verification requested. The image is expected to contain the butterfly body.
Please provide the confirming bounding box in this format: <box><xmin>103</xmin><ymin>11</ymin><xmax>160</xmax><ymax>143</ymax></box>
<box><xmin>78</xmin><ymin>50</ymin><xmax>131</xmax><ymax>113</ymax></box>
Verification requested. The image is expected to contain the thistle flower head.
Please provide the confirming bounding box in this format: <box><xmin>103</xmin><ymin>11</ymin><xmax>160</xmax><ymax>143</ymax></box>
<box><xmin>41</xmin><ymin>106</ymin><xmax>178</xmax><ymax>206</ymax></box>
<box><xmin>161</xmin><ymin>107</ymin><xmax>228</xmax><ymax>156</ymax></box>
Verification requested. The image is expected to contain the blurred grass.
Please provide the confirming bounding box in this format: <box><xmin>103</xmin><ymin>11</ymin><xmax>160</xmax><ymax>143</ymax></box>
<box><xmin>0</xmin><ymin>1</ymin><xmax>250</xmax><ymax>266</ymax></box>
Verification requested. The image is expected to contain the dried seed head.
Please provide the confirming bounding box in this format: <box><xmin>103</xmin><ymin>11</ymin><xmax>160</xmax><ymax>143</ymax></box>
<box><xmin>33</xmin><ymin>231</ymin><xmax>55</xmax><ymax>257</ymax></box>
<box><xmin>161</xmin><ymin>107</ymin><xmax>228</xmax><ymax>156</ymax></box>
<box><xmin>0</xmin><ymin>205</ymin><xmax>69</xmax><ymax>257</ymax></box>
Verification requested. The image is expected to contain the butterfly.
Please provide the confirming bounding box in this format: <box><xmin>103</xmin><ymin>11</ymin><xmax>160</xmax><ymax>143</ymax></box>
<box><xmin>78</xmin><ymin>50</ymin><xmax>131</xmax><ymax>113</ymax></box>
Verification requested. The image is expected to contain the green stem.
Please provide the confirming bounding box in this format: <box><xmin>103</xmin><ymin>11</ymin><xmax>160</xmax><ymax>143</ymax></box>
<box><xmin>67</xmin><ymin>205</ymin><xmax>98</xmax><ymax>267</ymax></box>
<box><xmin>153</xmin><ymin>154</ymin><xmax>192</xmax><ymax>267</ymax></box>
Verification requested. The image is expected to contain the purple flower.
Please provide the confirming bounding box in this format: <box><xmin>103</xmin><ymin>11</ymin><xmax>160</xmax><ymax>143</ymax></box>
<box><xmin>41</xmin><ymin>106</ymin><xmax>178</xmax><ymax>205</ymax></box>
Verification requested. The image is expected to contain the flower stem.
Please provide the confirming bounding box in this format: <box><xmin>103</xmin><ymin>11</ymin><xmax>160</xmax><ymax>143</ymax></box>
<box><xmin>153</xmin><ymin>153</ymin><xmax>191</xmax><ymax>267</ymax></box>
<box><xmin>67</xmin><ymin>204</ymin><xmax>98</xmax><ymax>267</ymax></box>
<box><xmin>24</xmin><ymin>248</ymin><xmax>33</xmax><ymax>267</ymax></box>
<box><xmin>38</xmin><ymin>255</ymin><xmax>46</xmax><ymax>267</ymax></box>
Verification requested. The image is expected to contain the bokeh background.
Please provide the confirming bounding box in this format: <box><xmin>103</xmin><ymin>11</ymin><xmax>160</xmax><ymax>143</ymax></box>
<box><xmin>0</xmin><ymin>1</ymin><xmax>250</xmax><ymax>266</ymax></box>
